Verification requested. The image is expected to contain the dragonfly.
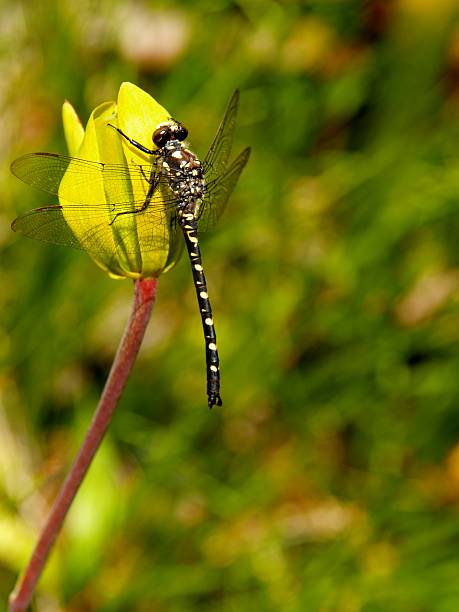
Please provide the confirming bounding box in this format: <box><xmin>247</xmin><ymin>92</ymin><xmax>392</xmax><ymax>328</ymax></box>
<box><xmin>10</xmin><ymin>90</ymin><xmax>251</xmax><ymax>408</ymax></box>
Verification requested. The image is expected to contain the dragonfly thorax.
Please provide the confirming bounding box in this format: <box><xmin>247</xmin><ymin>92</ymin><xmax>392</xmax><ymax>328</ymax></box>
<box><xmin>159</xmin><ymin>142</ymin><xmax>205</xmax><ymax>211</ymax></box>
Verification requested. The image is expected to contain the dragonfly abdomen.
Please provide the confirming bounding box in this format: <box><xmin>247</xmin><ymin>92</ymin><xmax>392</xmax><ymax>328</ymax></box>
<box><xmin>180</xmin><ymin>213</ymin><xmax>222</xmax><ymax>408</ymax></box>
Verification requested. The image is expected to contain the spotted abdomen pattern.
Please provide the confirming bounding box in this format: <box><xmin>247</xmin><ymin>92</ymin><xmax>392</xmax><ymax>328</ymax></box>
<box><xmin>181</xmin><ymin>212</ymin><xmax>221</xmax><ymax>407</ymax></box>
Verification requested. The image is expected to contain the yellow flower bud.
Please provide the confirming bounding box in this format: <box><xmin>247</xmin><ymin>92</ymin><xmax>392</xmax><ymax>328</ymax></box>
<box><xmin>60</xmin><ymin>82</ymin><xmax>181</xmax><ymax>279</ymax></box>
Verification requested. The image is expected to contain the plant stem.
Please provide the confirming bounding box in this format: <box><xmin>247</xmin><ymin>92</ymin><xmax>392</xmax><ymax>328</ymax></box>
<box><xmin>8</xmin><ymin>277</ymin><xmax>158</xmax><ymax>612</ymax></box>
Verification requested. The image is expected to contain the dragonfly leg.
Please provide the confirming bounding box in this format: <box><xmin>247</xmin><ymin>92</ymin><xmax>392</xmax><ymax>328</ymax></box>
<box><xmin>130</xmin><ymin>158</ymin><xmax>154</xmax><ymax>184</ymax></box>
<box><xmin>109</xmin><ymin>172</ymin><xmax>161</xmax><ymax>226</ymax></box>
<box><xmin>108</xmin><ymin>124</ymin><xmax>158</xmax><ymax>156</ymax></box>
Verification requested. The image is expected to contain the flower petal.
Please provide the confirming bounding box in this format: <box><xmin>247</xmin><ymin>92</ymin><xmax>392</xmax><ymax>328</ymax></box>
<box><xmin>62</xmin><ymin>101</ymin><xmax>85</xmax><ymax>158</ymax></box>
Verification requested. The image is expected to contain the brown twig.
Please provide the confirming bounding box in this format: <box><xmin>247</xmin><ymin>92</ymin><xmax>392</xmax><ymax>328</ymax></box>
<box><xmin>8</xmin><ymin>277</ymin><xmax>158</xmax><ymax>612</ymax></box>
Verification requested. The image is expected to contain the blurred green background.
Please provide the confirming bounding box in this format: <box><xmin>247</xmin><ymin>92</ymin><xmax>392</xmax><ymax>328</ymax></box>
<box><xmin>2</xmin><ymin>0</ymin><xmax>459</xmax><ymax>610</ymax></box>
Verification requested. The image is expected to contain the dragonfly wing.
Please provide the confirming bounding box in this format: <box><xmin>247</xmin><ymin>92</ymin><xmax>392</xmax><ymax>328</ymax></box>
<box><xmin>202</xmin><ymin>90</ymin><xmax>240</xmax><ymax>185</ymax></box>
<box><xmin>198</xmin><ymin>147</ymin><xmax>251</xmax><ymax>232</ymax></box>
<box><xmin>11</xmin><ymin>198</ymin><xmax>180</xmax><ymax>256</ymax></box>
<box><xmin>12</xmin><ymin>205</ymin><xmax>87</xmax><ymax>250</ymax></box>
<box><xmin>11</xmin><ymin>153</ymin><xmax>158</xmax><ymax>205</ymax></box>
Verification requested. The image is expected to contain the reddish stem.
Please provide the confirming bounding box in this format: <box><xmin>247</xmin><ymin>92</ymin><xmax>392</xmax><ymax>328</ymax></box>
<box><xmin>8</xmin><ymin>277</ymin><xmax>158</xmax><ymax>612</ymax></box>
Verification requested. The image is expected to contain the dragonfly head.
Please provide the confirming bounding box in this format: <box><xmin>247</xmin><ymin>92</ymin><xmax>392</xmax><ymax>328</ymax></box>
<box><xmin>153</xmin><ymin>121</ymin><xmax>188</xmax><ymax>148</ymax></box>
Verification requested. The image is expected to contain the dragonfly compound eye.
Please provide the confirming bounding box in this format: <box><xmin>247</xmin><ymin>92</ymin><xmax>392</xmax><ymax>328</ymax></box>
<box><xmin>153</xmin><ymin>126</ymin><xmax>171</xmax><ymax>148</ymax></box>
<box><xmin>175</xmin><ymin>124</ymin><xmax>188</xmax><ymax>141</ymax></box>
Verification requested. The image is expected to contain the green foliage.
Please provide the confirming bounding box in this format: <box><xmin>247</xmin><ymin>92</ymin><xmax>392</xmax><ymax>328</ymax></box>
<box><xmin>2</xmin><ymin>0</ymin><xmax>459</xmax><ymax>609</ymax></box>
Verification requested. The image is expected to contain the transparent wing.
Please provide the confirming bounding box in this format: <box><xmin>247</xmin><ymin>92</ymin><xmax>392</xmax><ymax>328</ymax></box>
<box><xmin>202</xmin><ymin>90</ymin><xmax>240</xmax><ymax>185</ymax></box>
<box><xmin>11</xmin><ymin>203</ymin><xmax>181</xmax><ymax>273</ymax></box>
<box><xmin>12</xmin><ymin>205</ymin><xmax>88</xmax><ymax>250</ymax></box>
<box><xmin>11</xmin><ymin>194</ymin><xmax>180</xmax><ymax>256</ymax></box>
<box><xmin>10</xmin><ymin>152</ymin><xmax>178</xmax><ymax>207</ymax></box>
<box><xmin>198</xmin><ymin>147</ymin><xmax>251</xmax><ymax>232</ymax></box>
